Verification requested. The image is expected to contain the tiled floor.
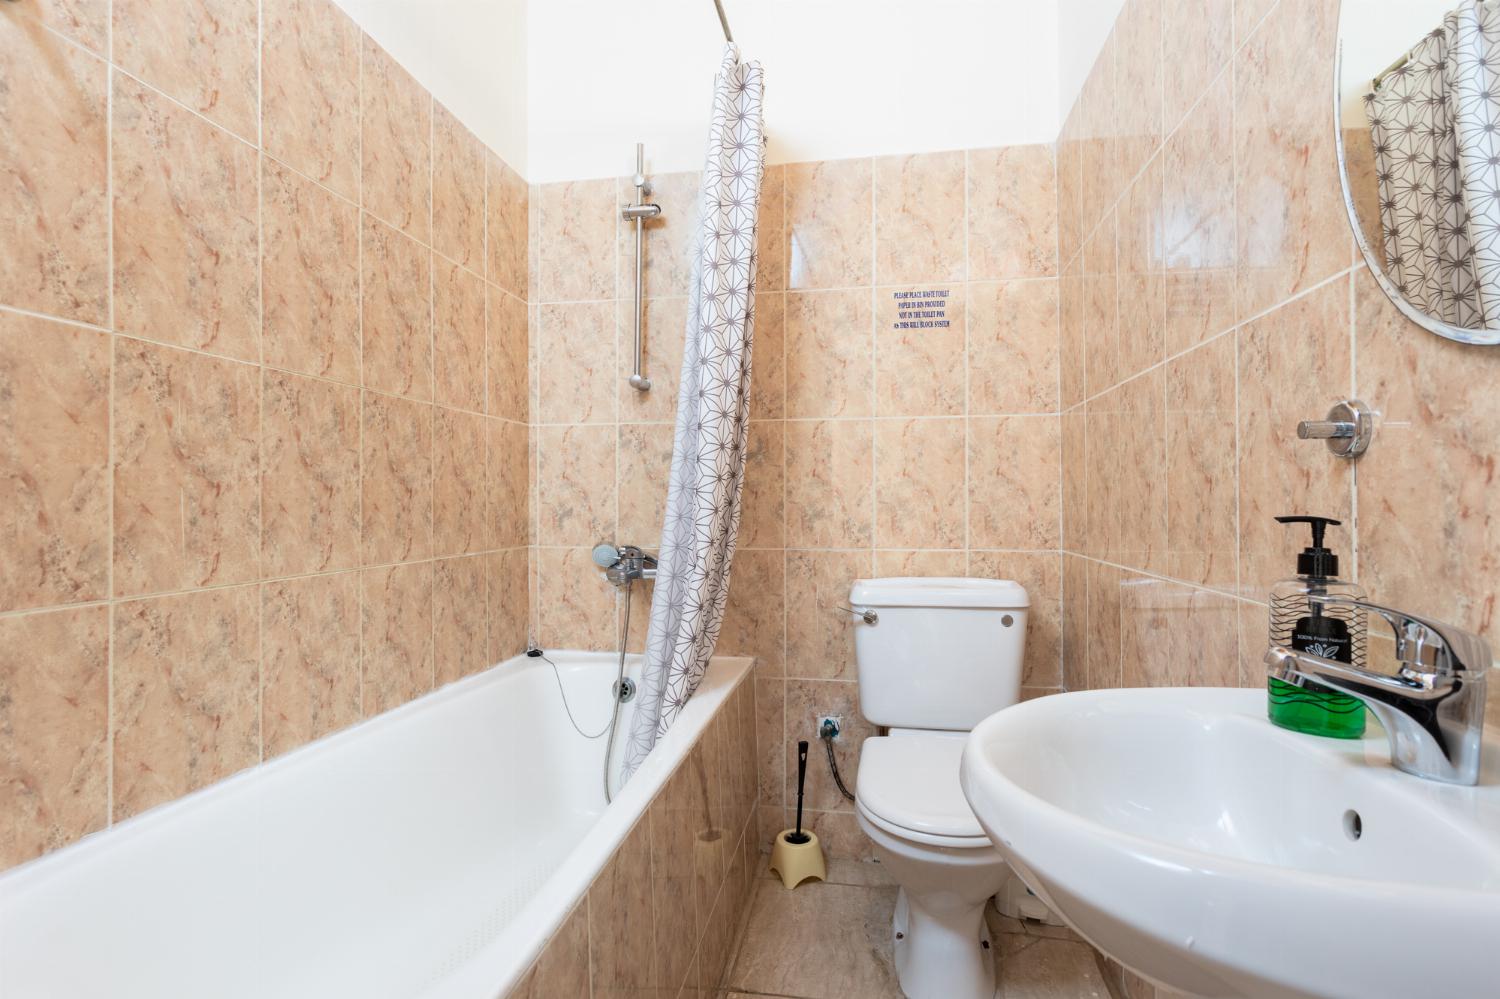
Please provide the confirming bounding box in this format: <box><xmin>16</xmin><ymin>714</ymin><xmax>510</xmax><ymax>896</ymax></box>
<box><xmin>719</xmin><ymin>860</ymin><xmax>1109</xmax><ymax>999</ymax></box>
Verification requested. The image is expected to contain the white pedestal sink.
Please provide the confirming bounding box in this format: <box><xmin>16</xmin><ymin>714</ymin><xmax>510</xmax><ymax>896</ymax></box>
<box><xmin>959</xmin><ymin>687</ymin><xmax>1500</xmax><ymax>999</ymax></box>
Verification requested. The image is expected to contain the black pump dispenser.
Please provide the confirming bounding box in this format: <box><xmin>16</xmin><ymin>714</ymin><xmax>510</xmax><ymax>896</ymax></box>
<box><xmin>1275</xmin><ymin>515</ymin><xmax>1341</xmax><ymax>578</ymax></box>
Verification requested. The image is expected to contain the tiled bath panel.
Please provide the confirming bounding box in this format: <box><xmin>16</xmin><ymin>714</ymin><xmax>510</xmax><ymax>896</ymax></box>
<box><xmin>0</xmin><ymin>0</ymin><xmax>530</xmax><ymax>872</ymax></box>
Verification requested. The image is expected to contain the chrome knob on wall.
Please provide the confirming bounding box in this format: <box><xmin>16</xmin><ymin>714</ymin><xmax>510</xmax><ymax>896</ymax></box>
<box><xmin>1297</xmin><ymin>399</ymin><xmax>1374</xmax><ymax>459</ymax></box>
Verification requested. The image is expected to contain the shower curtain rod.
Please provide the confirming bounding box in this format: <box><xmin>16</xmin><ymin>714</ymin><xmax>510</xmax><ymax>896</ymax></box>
<box><xmin>713</xmin><ymin>0</ymin><xmax>734</xmax><ymax>42</ymax></box>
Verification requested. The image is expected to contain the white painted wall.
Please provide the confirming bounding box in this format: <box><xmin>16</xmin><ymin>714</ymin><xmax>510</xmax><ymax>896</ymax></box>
<box><xmin>1055</xmin><ymin>0</ymin><xmax>1126</xmax><ymax>123</ymax></box>
<box><xmin>527</xmin><ymin>0</ymin><xmax>1061</xmax><ymax>182</ymax></box>
<box><xmin>332</xmin><ymin>0</ymin><xmax>529</xmax><ymax>173</ymax></box>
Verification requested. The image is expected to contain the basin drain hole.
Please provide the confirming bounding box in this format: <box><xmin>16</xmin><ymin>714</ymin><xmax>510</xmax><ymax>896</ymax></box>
<box><xmin>1342</xmin><ymin>809</ymin><xmax>1362</xmax><ymax>841</ymax></box>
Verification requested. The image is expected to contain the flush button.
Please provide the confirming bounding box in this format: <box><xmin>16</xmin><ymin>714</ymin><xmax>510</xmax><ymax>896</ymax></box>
<box><xmin>1001</xmin><ymin>614</ymin><xmax>1014</xmax><ymax>627</ymax></box>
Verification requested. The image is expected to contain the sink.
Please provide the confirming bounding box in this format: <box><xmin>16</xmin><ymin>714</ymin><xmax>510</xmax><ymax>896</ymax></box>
<box><xmin>959</xmin><ymin>687</ymin><xmax>1500</xmax><ymax>999</ymax></box>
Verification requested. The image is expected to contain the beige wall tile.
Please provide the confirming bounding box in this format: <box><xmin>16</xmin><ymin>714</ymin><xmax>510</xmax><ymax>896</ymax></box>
<box><xmin>535</xmin><ymin>546</ymin><xmax>616</xmax><ymax>649</ymax></box>
<box><xmin>361</xmin><ymin>35</ymin><xmax>431</xmax><ymax>241</ymax></box>
<box><xmin>113</xmin><ymin>586</ymin><xmax>260</xmax><ymax>819</ymax></box>
<box><xmin>875</xmin><ymin>285</ymin><xmax>964</xmax><ymax>417</ymax></box>
<box><xmin>1355</xmin><ymin>271</ymin><xmax>1500</xmax><ymax>643</ymax></box>
<box><xmin>488</xmin><ymin>418</ymin><xmax>529</xmax><ymax>549</ymax></box>
<box><xmin>0</xmin><ymin>14</ymin><xmax>108</xmax><ymax>324</ymax></box>
<box><xmin>432</xmin><ymin>103</ymin><xmax>485</xmax><ymax>271</ymax></box>
<box><xmin>434</xmin><ymin>259</ymin><xmax>487</xmax><ymax>413</ymax></box>
<box><xmin>435</xmin><ymin>554</ymin><xmax>489</xmax><ymax>685</ymax></box>
<box><xmin>618</xmin><ymin>297</ymin><xmax>686</xmax><ymax>424</ymax></box>
<box><xmin>968</xmin><ymin>415</ymin><xmax>1061</xmax><ymax>550</ymax></box>
<box><xmin>1078</xmin><ymin>39</ymin><xmax>1118</xmax><ymax>237</ymax></box>
<box><xmin>1113</xmin><ymin>369</ymin><xmax>1168</xmax><ymax>572</ymax></box>
<box><xmin>757</xmin><ymin>165</ymin><xmax>787</xmax><ymax>292</ymax></box>
<box><xmin>538</xmin><ymin>179</ymin><xmax>616</xmax><ymax>302</ymax></box>
<box><xmin>786</xmin><ymin>159</ymin><xmax>872</xmax><ymax>290</ymax></box>
<box><xmin>785</xmin><ymin>549</ymin><xmax>872</xmax><ymax>682</ymax></box>
<box><xmin>969</xmin><ymin>145</ymin><xmax>1059</xmax><ymax>281</ymax></box>
<box><xmin>750</xmin><ymin>293</ymin><xmax>786</xmax><ymax>421</ymax></box>
<box><xmin>785</xmin><ymin>290</ymin><xmax>872</xmax><ymax>419</ymax></box>
<box><xmin>113</xmin><ymin>338</ymin><xmax>261</xmax><ymax>595</ymax></box>
<box><xmin>9</xmin><ymin>0</ymin><xmax>108</xmax><ymax>53</ymax></box>
<box><xmin>1234</xmin><ymin>0</ymin><xmax>1345</xmax><ymax>319</ymax></box>
<box><xmin>1117</xmin><ymin>156</ymin><xmax>1166</xmax><ymax>379</ymax></box>
<box><xmin>507</xmin><ymin>901</ymin><xmax>590</xmax><ymax>999</ymax></box>
<box><xmin>875</xmin><ymin>418</ymin><xmax>965</xmax><ymax>549</ymax></box>
<box><xmin>738</xmin><ymin>420</ymin><xmax>785</xmax><ymax>550</ymax></box>
<box><xmin>361</xmin><ymin>391</ymin><xmax>434</xmax><ymax>565</ymax></box>
<box><xmin>874</xmin><ymin>549</ymin><xmax>966</xmax><ymax>576</ymax></box>
<box><xmin>486</xmin><ymin>155</ymin><xmax>529</xmax><ymax>298</ymax></box>
<box><xmin>262</xmin><ymin>159</ymin><xmax>360</xmax><ymax>384</ymax></box>
<box><xmin>617</xmin><ymin>422</ymin><xmax>674</xmax><ymax>542</ymax></box>
<box><xmin>589</xmin><ymin>816</ymin><xmax>657</xmax><ymax>999</ymax></box>
<box><xmin>785</xmin><ymin>419</ymin><xmax>873</xmax><ymax>549</ymax></box>
<box><xmin>874</xmin><ymin>152</ymin><xmax>965</xmax><ymax>285</ymax></box>
<box><xmin>487</xmin><ymin>548</ymin><xmax>528</xmax><ymax>660</ymax></box>
<box><xmin>434</xmin><ymin>407</ymin><xmax>487</xmax><ymax>557</ymax></box>
<box><xmin>262</xmin><ymin>370</ymin><xmax>361</xmax><ymax>576</ymax></box>
<box><xmin>537</xmin><ymin>424</ymin><xmax>616</xmax><ymax>546</ymax></box>
<box><xmin>1164</xmin><ymin>73</ymin><xmax>1235</xmax><ymax>355</ymax></box>
<box><xmin>1165</xmin><ymin>334</ymin><xmax>1237</xmax><ymax>590</ymax></box>
<box><xmin>1113</xmin><ymin>0</ymin><xmax>1163</xmax><ymax>189</ymax></box>
<box><xmin>1082</xmin><ymin>215</ymin><xmax>1119</xmax><ymax>399</ymax></box>
<box><xmin>261</xmin><ymin>0</ymin><xmax>361</xmax><ymax>201</ymax></box>
<box><xmin>622</xmin><ymin>171</ymin><xmax>699</xmax><ymax>300</ymax></box>
<box><xmin>1085</xmin><ymin>560</ymin><xmax>1124</xmax><ymax>689</ymax></box>
<box><xmin>538</xmin><ymin>301</ymin><xmax>615</xmax><ymax>424</ymax></box>
<box><xmin>488</xmin><ymin>287</ymin><xmax>529</xmax><ymax>422</ymax></box>
<box><xmin>261</xmin><ymin>572</ymin><xmax>360</xmax><ymax>758</ymax></box>
<box><xmin>719</xmin><ymin>548</ymin><xmax>785</xmax><ymax>675</ymax></box>
<box><xmin>1059</xmin><ymin>259</ymin><xmax>1087</xmax><ymax>409</ymax></box>
<box><xmin>113</xmin><ymin>0</ymin><xmax>258</xmax><ymax>141</ymax></box>
<box><xmin>113</xmin><ymin>74</ymin><xmax>259</xmax><ymax>362</ymax></box>
<box><xmin>968</xmin><ymin>280</ymin><xmax>1060</xmax><ymax>415</ymax></box>
<box><xmin>1236</xmin><ymin>277</ymin><xmax>1352</xmax><ymax>599</ymax></box>
<box><xmin>361</xmin><ymin>561</ymin><xmax>433</xmax><ymax>716</ymax></box>
<box><xmin>971</xmin><ymin>551</ymin><xmax>1062</xmax><ymax>688</ymax></box>
<box><xmin>362</xmin><ymin>213</ymin><xmax>433</xmax><ymax>401</ymax></box>
<box><xmin>783</xmin><ymin>679</ymin><xmax>873</xmax><ymax>812</ymax></box>
<box><xmin>1056</xmin><ymin>127</ymin><xmax>1085</xmax><ymax>268</ymax></box>
<box><xmin>648</xmin><ymin>773</ymin><xmax>699</xmax><ymax>996</ymax></box>
<box><xmin>1163</xmin><ymin>0</ymin><xmax>1232</xmax><ymax>134</ymax></box>
<box><xmin>1062</xmin><ymin>554</ymin><xmax>1088</xmax><ymax>690</ymax></box>
<box><xmin>0</xmin><ymin>314</ymin><xmax>109</xmax><ymax>611</ymax></box>
<box><xmin>1062</xmin><ymin>409</ymin><xmax>1087</xmax><ymax>553</ymax></box>
<box><xmin>0</xmin><ymin>606</ymin><xmax>108</xmax><ymax>868</ymax></box>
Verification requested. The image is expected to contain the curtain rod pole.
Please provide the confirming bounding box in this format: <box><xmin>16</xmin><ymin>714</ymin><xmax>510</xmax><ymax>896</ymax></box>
<box><xmin>713</xmin><ymin>0</ymin><xmax>734</xmax><ymax>43</ymax></box>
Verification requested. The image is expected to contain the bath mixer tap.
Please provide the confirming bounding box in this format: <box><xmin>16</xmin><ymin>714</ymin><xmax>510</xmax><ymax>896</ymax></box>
<box><xmin>1264</xmin><ymin>595</ymin><xmax>1491</xmax><ymax>785</ymax></box>
<box><xmin>592</xmin><ymin>543</ymin><xmax>658</xmax><ymax>586</ymax></box>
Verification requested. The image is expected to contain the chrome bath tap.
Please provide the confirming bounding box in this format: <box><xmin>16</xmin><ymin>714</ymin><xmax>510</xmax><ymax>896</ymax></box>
<box><xmin>1264</xmin><ymin>595</ymin><xmax>1491</xmax><ymax>785</ymax></box>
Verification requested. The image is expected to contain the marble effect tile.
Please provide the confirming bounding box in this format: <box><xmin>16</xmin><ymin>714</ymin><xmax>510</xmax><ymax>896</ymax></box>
<box><xmin>113</xmin><ymin>0</ymin><xmax>259</xmax><ymax>141</ymax></box>
<box><xmin>434</xmin><ymin>259</ymin><xmax>486</xmax><ymax>413</ymax></box>
<box><xmin>969</xmin><ymin>144</ymin><xmax>1059</xmax><ymax>280</ymax></box>
<box><xmin>538</xmin><ymin>179</ymin><xmax>616</xmax><ymax>302</ymax></box>
<box><xmin>112</xmin><ymin>74</ymin><xmax>259</xmax><ymax>362</ymax></box>
<box><xmin>362</xmin><ymin>35</ymin><xmax>431</xmax><ymax>240</ymax></box>
<box><xmin>969</xmin><ymin>280</ymin><xmax>1060</xmax><ymax>415</ymax></box>
<box><xmin>785</xmin><ymin>419</ymin><xmax>873</xmax><ymax>549</ymax></box>
<box><xmin>362</xmin><ymin>214</ymin><xmax>433</xmax><ymax>401</ymax></box>
<box><xmin>261</xmin><ymin>370</ymin><xmax>361</xmax><ymax>576</ymax></box>
<box><xmin>487</xmin><ymin>155</ymin><xmax>529</xmax><ymax>298</ymax></box>
<box><xmin>432</xmin><ymin>102</ymin><xmax>485</xmax><ymax>271</ymax></box>
<box><xmin>435</xmin><ymin>555</ymin><xmax>489</xmax><ymax>685</ymax></box>
<box><xmin>536</xmin><ymin>424</ymin><xmax>615</xmax><ymax>546</ymax></box>
<box><xmin>787</xmin><ymin>159</ymin><xmax>873</xmax><ymax>290</ymax></box>
<box><xmin>488</xmin><ymin>287</ymin><xmax>529</xmax><ymax>422</ymax></box>
<box><xmin>261</xmin><ymin>572</ymin><xmax>360</xmax><ymax>758</ymax></box>
<box><xmin>737</xmin><ymin>420</ymin><xmax>785</xmax><ymax>550</ymax></box>
<box><xmin>361</xmin><ymin>561</ymin><xmax>433</xmax><ymax>716</ymax></box>
<box><xmin>784</xmin><ymin>550</ymin><xmax>871</xmax><ymax>683</ymax></box>
<box><xmin>874</xmin><ymin>152</ymin><xmax>965</xmax><ymax>285</ymax></box>
<box><xmin>433</xmin><ymin>407</ymin><xmax>487</xmax><ymax>556</ymax></box>
<box><xmin>261</xmin><ymin>0</ymin><xmax>361</xmax><ymax>201</ymax></box>
<box><xmin>875</xmin><ymin>418</ymin><xmax>965</xmax><ymax>549</ymax></box>
<box><xmin>968</xmin><ymin>416</ymin><xmax>1061</xmax><ymax>550</ymax></box>
<box><xmin>0</xmin><ymin>13</ymin><xmax>108</xmax><ymax>324</ymax></box>
<box><xmin>361</xmin><ymin>391</ymin><xmax>433</xmax><ymax>565</ymax></box>
<box><xmin>786</xmin><ymin>290</ymin><xmax>873</xmax><ymax>419</ymax></box>
<box><xmin>0</xmin><ymin>313</ymin><xmax>109</xmax><ymax>611</ymax></box>
<box><xmin>538</xmin><ymin>301</ymin><xmax>615</xmax><ymax>424</ymax></box>
<box><xmin>718</xmin><ymin>548</ymin><xmax>785</xmax><ymax>675</ymax></box>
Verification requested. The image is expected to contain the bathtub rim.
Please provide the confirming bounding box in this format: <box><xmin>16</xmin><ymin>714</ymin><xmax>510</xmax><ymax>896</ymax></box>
<box><xmin>427</xmin><ymin>651</ymin><xmax>755</xmax><ymax>999</ymax></box>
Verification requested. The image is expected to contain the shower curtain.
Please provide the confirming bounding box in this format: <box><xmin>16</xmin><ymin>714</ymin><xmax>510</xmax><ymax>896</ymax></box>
<box><xmin>621</xmin><ymin>45</ymin><xmax>765</xmax><ymax>777</ymax></box>
<box><xmin>1366</xmin><ymin>0</ymin><xmax>1500</xmax><ymax>327</ymax></box>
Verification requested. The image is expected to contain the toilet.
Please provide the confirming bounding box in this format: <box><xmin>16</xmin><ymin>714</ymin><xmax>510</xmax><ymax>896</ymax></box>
<box><xmin>849</xmin><ymin>577</ymin><xmax>1028</xmax><ymax>999</ymax></box>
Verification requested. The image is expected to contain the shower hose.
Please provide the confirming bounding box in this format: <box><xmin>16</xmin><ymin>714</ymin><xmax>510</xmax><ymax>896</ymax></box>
<box><xmin>820</xmin><ymin>719</ymin><xmax>857</xmax><ymax>802</ymax></box>
<box><xmin>533</xmin><ymin>575</ymin><xmax>634</xmax><ymax>804</ymax></box>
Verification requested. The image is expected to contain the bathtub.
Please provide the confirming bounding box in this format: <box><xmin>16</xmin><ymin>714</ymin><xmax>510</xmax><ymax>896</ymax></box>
<box><xmin>0</xmin><ymin>650</ymin><xmax>755</xmax><ymax>998</ymax></box>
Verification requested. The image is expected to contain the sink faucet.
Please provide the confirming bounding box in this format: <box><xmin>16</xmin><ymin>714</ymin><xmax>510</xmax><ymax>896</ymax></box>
<box><xmin>591</xmin><ymin>543</ymin><xmax>658</xmax><ymax>586</ymax></box>
<box><xmin>1264</xmin><ymin>596</ymin><xmax>1491</xmax><ymax>785</ymax></box>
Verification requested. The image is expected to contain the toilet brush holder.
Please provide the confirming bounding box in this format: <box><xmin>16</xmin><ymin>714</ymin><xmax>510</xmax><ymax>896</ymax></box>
<box><xmin>768</xmin><ymin>739</ymin><xmax>825</xmax><ymax>889</ymax></box>
<box><xmin>769</xmin><ymin>828</ymin><xmax>825</xmax><ymax>889</ymax></box>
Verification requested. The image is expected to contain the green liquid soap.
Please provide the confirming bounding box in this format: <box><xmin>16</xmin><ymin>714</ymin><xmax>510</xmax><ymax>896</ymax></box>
<box><xmin>1267</xmin><ymin>677</ymin><xmax>1365</xmax><ymax>739</ymax></box>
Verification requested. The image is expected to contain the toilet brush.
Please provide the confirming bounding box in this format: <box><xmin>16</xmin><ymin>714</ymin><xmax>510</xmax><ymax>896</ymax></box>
<box><xmin>768</xmin><ymin>739</ymin><xmax>826</xmax><ymax>888</ymax></box>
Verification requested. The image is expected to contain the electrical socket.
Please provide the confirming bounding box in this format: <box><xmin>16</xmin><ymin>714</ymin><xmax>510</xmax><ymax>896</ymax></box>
<box><xmin>818</xmin><ymin>715</ymin><xmax>842</xmax><ymax>739</ymax></box>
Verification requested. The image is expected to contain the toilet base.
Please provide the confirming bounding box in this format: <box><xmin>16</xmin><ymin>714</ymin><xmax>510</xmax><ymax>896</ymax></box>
<box><xmin>890</xmin><ymin>885</ymin><xmax>995</xmax><ymax>999</ymax></box>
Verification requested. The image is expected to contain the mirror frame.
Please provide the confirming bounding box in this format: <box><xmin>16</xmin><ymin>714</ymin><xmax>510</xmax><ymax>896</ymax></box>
<box><xmin>1334</xmin><ymin>35</ymin><xmax>1500</xmax><ymax>345</ymax></box>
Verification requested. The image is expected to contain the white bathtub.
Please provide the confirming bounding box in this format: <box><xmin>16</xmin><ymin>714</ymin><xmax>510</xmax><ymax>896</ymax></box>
<box><xmin>0</xmin><ymin>650</ymin><xmax>754</xmax><ymax>998</ymax></box>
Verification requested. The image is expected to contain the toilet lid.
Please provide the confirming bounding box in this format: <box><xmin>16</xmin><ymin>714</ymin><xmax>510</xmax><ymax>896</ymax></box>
<box><xmin>855</xmin><ymin>734</ymin><xmax>985</xmax><ymax>840</ymax></box>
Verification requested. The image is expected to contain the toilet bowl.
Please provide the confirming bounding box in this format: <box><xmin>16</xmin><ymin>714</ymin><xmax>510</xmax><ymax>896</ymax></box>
<box><xmin>855</xmin><ymin>731</ymin><xmax>1010</xmax><ymax>999</ymax></box>
<box><xmin>847</xmin><ymin>577</ymin><xmax>1029</xmax><ymax>999</ymax></box>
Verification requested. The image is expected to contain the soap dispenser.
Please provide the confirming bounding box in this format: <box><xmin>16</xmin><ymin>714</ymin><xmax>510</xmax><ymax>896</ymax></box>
<box><xmin>1267</xmin><ymin>515</ymin><xmax>1367</xmax><ymax>739</ymax></box>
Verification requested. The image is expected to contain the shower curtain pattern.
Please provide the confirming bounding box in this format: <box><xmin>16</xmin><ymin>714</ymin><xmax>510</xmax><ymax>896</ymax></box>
<box><xmin>622</xmin><ymin>45</ymin><xmax>765</xmax><ymax>776</ymax></box>
<box><xmin>1366</xmin><ymin>0</ymin><xmax>1500</xmax><ymax>328</ymax></box>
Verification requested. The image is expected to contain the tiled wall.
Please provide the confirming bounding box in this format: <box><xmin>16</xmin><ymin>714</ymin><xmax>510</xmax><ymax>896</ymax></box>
<box><xmin>1055</xmin><ymin>0</ymin><xmax>1500</xmax><ymax>752</ymax></box>
<box><xmin>0</xmin><ymin>0</ymin><xmax>530</xmax><ymax>872</ymax></box>
<box><xmin>529</xmin><ymin>149</ymin><xmax>1065</xmax><ymax>860</ymax></box>
<box><xmin>507</xmin><ymin>674</ymin><xmax>758</xmax><ymax>999</ymax></box>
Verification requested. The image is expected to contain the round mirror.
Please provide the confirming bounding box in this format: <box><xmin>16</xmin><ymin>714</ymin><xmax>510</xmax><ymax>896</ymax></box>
<box><xmin>1337</xmin><ymin>0</ymin><xmax>1500</xmax><ymax>344</ymax></box>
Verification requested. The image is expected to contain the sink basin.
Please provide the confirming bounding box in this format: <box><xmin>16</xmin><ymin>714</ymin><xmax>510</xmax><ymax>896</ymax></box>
<box><xmin>960</xmin><ymin>687</ymin><xmax>1500</xmax><ymax>999</ymax></box>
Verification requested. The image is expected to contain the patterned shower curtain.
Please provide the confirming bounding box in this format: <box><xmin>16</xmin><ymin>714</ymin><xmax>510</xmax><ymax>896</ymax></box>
<box><xmin>1366</xmin><ymin>0</ymin><xmax>1500</xmax><ymax>328</ymax></box>
<box><xmin>621</xmin><ymin>45</ymin><xmax>765</xmax><ymax>776</ymax></box>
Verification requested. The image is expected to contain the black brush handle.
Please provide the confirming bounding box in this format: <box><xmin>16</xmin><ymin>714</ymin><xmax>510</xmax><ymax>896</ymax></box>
<box><xmin>795</xmin><ymin>740</ymin><xmax>809</xmax><ymax>836</ymax></box>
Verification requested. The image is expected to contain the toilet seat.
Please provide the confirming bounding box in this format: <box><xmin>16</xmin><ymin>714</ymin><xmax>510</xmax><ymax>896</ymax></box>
<box><xmin>856</xmin><ymin>733</ymin><xmax>992</xmax><ymax>849</ymax></box>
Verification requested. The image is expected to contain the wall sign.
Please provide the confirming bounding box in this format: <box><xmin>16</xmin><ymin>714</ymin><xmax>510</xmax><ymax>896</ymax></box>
<box><xmin>891</xmin><ymin>289</ymin><xmax>951</xmax><ymax>330</ymax></box>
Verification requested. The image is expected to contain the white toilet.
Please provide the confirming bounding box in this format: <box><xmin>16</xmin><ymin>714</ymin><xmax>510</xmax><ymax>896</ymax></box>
<box><xmin>849</xmin><ymin>576</ymin><xmax>1028</xmax><ymax>999</ymax></box>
